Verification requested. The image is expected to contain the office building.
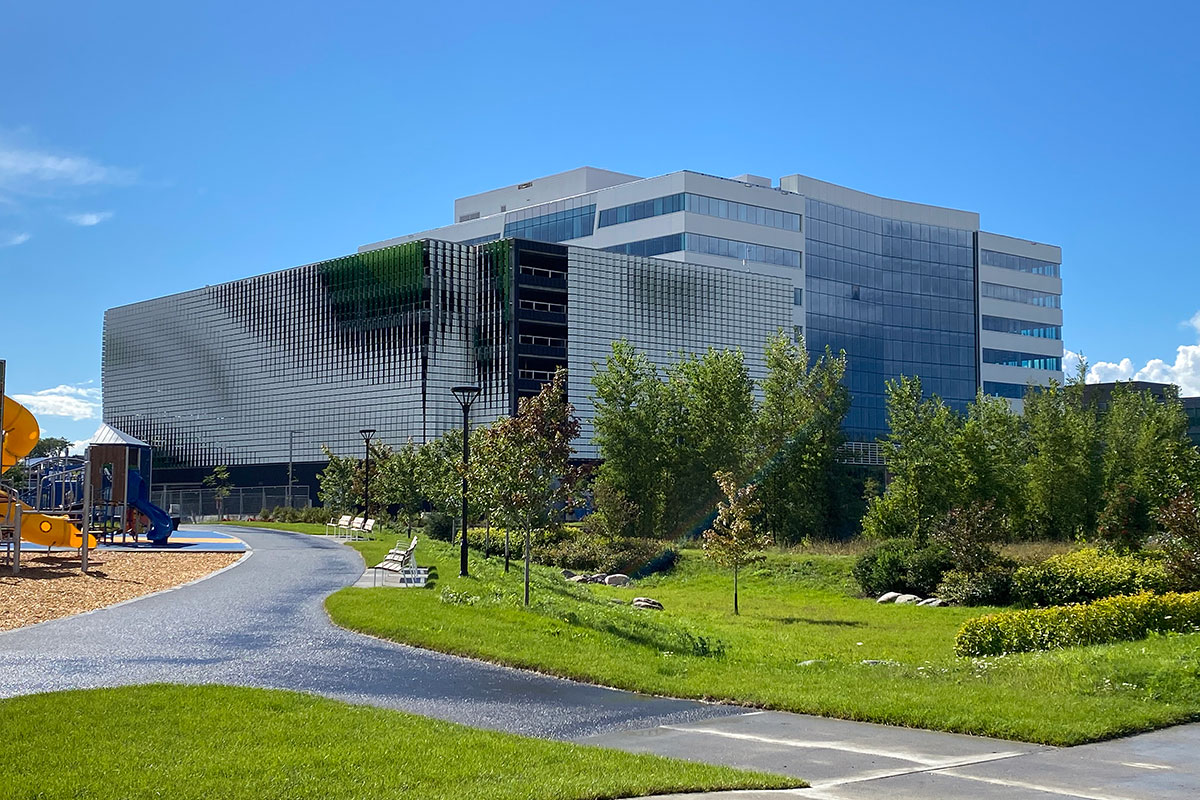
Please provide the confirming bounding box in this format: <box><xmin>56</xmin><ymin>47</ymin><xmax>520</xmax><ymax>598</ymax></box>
<box><xmin>103</xmin><ymin>166</ymin><xmax>1063</xmax><ymax>488</ymax></box>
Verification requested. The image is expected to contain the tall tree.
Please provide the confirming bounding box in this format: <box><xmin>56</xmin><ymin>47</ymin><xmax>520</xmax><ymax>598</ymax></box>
<box><xmin>317</xmin><ymin>445</ymin><xmax>359</xmax><ymax>516</ymax></box>
<box><xmin>591</xmin><ymin>341</ymin><xmax>670</xmax><ymax>538</ymax></box>
<box><xmin>951</xmin><ymin>391</ymin><xmax>1028</xmax><ymax>535</ymax></box>
<box><xmin>661</xmin><ymin>347</ymin><xmax>756</xmax><ymax>537</ymax></box>
<box><xmin>864</xmin><ymin>376</ymin><xmax>962</xmax><ymax>542</ymax></box>
<box><xmin>1023</xmin><ymin>377</ymin><xmax>1102</xmax><ymax>540</ymax></box>
<box><xmin>202</xmin><ymin>465</ymin><xmax>233</xmax><ymax>520</ymax></box>
<box><xmin>703</xmin><ymin>471</ymin><xmax>768</xmax><ymax>615</ymax></box>
<box><xmin>753</xmin><ymin>333</ymin><xmax>849</xmax><ymax>543</ymax></box>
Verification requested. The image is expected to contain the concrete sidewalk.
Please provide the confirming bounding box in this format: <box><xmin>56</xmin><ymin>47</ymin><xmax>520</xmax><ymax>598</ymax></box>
<box><xmin>587</xmin><ymin>711</ymin><xmax>1199</xmax><ymax>799</ymax></box>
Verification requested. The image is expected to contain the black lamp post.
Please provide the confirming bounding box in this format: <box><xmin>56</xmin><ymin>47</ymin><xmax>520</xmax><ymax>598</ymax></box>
<box><xmin>451</xmin><ymin>385</ymin><xmax>481</xmax><ymax>577</ymax></box>
<box><xmin>359</xmin><ymin>428</ymin><xmax>376</xmax><ymax>522</ymax></box>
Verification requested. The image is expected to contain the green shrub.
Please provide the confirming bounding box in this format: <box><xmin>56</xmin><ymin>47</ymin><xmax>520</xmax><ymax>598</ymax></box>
<box><xmin>955</xmin><ymin>590</ymin><xmax>1200</xmax><ymax>656</ymax></box>
<box><xmin>936</xmin><ymin>561</ymin><xmax>1016</xmax><ymax>606</ymax></box>
<box><xmin>852</xmin><ymin>540</ymin><xmax>953</xmax><ymax>596</ymax></box>
<box><xmin>425</xmin><ymin>513</ymin><xmax>454</xmax><ymax>542</ymax></box>
<box><xmin>1156</xmin><ymin>492</ymin><xmax>1200</xmax><ymax>590</ymax></box>
<box><xmin>1012</xmin><ymin>548</ymin><xmax>1173</xmax><ymax>607</ymax></box>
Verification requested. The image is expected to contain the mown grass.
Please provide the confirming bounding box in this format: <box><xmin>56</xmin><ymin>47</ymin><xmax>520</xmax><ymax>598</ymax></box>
<box><xmin>325</xmin><ymin>537</ymin><xmax>1200</xmax><ymax>746</ymax></box>
<box><xmin>0</xmin><ymin>685</ymin><xmax>798</xmax><ymax>799</ymax></box>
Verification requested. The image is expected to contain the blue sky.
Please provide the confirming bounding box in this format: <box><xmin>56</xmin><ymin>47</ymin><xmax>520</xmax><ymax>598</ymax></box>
<box><xmin>2</xmin><ymin>1</ymin><xmax>1198</xmax><ymax>446</ymax></box>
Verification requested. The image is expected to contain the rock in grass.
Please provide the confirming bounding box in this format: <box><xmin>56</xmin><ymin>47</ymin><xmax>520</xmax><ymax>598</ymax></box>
<box><xmin>894</xmin><ymin>594</ymin><xmax>921</xmax><ymax>605</ymax></box>
<box><xmin>877</xmin><ymin>592</ymin><xmax>901</xmax><ymax>603</ymax></box>
<box><xmin>919</xmin><ymin>598</ymin><xmax>945</xmax><ymax>607</ymax></box>
<box><xmin>632</xmin><ymin>597</ymin><xmax>664</xmax><ymax>611</ymax></box>
<box><xmin>567</xmin><ymin>574</ymin><xmax>588</xmax><ymax>582</ymax></box>
<box><xmin>561</xmin><ymin>569</ymin><xmax>576</xmax><ymax>579</ymax></box>
<box><xmin>605</xmin><ymin>574</ymin><xmax>630</xmax><ymax>586</ymax></box>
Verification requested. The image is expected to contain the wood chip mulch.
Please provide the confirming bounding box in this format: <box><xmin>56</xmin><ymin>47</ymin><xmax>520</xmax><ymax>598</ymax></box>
<box><xmin>0</xmin><ymin>552</ymin><xmax>242</xmax><ymax>632</ymax></box>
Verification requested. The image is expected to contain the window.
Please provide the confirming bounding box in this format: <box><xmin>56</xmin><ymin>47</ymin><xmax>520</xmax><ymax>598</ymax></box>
<box><xmin>597</xmin><ymin>192</ymin><xmax>801</xmax><ymax>231</ymax></box>
<box><xmin>981</xmin><ymin>250</ymin><xmax>1060</xmax><ymax>277</ymax></box>
<box><xmin>503</xmin><ymin>204</ymin><xmax>595</xmax><ymax>243</ymax></box>
<box><xmin>981</xmin><ymin>315</ymin><xmax>1061</xmax><ymax>339</ymax></box>
<box><xmin>981</xmin><ymin>282</ymin><xmax>1061</xmax><ymax>308</ymax></box>
<box><xmin>794</xmin><ymin>287</ymin><xmax>803</xmax><ymax>305</ymax></box>
<box><xmin>982</xmin><ymin>348</ymin><xmax>1061</xmax><ymax>370</ymax></box>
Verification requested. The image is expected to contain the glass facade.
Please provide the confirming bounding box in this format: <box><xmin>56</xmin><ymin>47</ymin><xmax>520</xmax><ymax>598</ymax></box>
<box><xmin>804</xmin><ymin>198</ymin><xmax>978</xmax><ymax>440</ymax></box>
<box><xmin>981</xmin><ymin>315</ymin><xmax>1061</xmax><ymax>339</ymax></box>
<box><xmin>603</xmin><ymin>234</ymin><xmax>685</xmax><ymax>259</ymax></box>
<box><xmin>598</xmin><ymin>192</ymin><xmax>801</xmax><ymax>231</ymax></box>
<box><xmin>984</xmin><ymin>381</ymin><xmax>1031</xmax><ymax>399</ymax></box>
<box><xmin>503</xmin><ymin>200</ymin><xmax>595</xmax><ymax>243</ymax></box>
<box><xmin>981</xmin><ymin>282</ymin><xmax>1061</xmax><ymax>308</ymax></box>
<box><xmin>981</xmin><ymin>249</ymin><xmax>1060</xmax><ymax>277</ymax></box>
<box><xmin>103</xmin><ymin>240</ymin><xmax>512</xmax><ymax>469</ymax></box>
<box><xmin>982</xmin><ymin>349</ymin><xmax>1061</xmax><ymax>370</ymax></box>
<box><xmin>567</xmin><ymin>248</ymin><xmax>792</xmax><ymax>459</ymax></box>
<box><xmin>602</xmin><ymin>233</ymin><xmax>801</xmax><ymax>268</ymax></box>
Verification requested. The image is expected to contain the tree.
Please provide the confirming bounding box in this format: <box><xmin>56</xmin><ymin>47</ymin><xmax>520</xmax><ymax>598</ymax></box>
<box><xmin>486</xmin><ymin>369</ymin><xmax>581</xmax><ymax>605</ymax></box>
<box><xmin>753</xmin><ymin>332</ymin><xmax>850</xmax><ymax>543</ymax></box>
<box><xmin>318</xmin><ymin>446</ymin><xmax>360</xmax><ymax>517</ymax></box>
<box><xmin>591</xmin><ymin>341</ymin><xmax>670</xmax><ymax>538</ymax></box>
<box><xmin>661</xmin><ymin>347</ymin><xmax>756</xmax><ymax>537</ymax></box>
<box><xmin>703</xmin><ymin>471</ymin><xmax>768</xmax><ymax>615</ymax></box>
<box><xmin>203</xmin><ymin>465</ymin><xmax>233</xmax><ymax>520</ymax></box>
<box><xmin>950</xmin><ymin>391</ymin><xmax>1028</xmax><ymax>536</ymax></box>
<box><xmin>1023</xmin><ymin>376</ymin><xmax>1101</xmax><ymax>540</ymax></box>
<box><xmin>864</xmin><ymin>376</ymin><xmax>962</xmax><ymax>542</ymax></box>
<box><xmin>30</xmin><ymin>437</ymin><xmax>71</xmax><ymax>458</ymax></box>
<box><xmin>1156</xmin><ymin>491</ymin><xmax>1200</xmax><ymax>589</ymax></box>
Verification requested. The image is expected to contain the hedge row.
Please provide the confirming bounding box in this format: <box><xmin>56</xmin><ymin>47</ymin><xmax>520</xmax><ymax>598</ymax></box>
<box><xmin>955</xmin><ymin>591</ymin><xmax>1200</xmax><ymax>657</ymax></box>
<box><xmin>1011</xmin><ymin>548</ymin><xmax>1172</xmax><ymax>607</ymax></box>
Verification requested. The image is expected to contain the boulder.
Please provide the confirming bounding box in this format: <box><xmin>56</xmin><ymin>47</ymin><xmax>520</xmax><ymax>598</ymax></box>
<box><xmin>605</xmin><ymin>573</ymin><xmax>631</xmax><ymax>586</ymax></box>
<box><xmin>588</xmin><ymin>574</ymin><xmax>608</xmax><ymax>584</ymax></box>
<box><xmin>632</xmin><ymin>597</ymin><xmax>664</xmax><ymax>611</ymax></box>
<box><xmin>919</xmin><ymin>598</ymin><xmax>945</xmax><ymax>607</ymax></box>
<box><xmin>567</xmin><ymin>574</ymin><xmax>588</xmax><ymax>582</ymax></box>
<box><xmin>877</xmin><ymin>592</ymin><xmax>901</xmax><ymax>604</ymax></box>
<box><xmin>561</xmin><ymin>569</ymin><xmax>576</xmax><ymax>579</ymax></box>
<box><xmin>894</xmin><ymin>594</ymin><xmax>921</xmax><ymax>605</ymax></box>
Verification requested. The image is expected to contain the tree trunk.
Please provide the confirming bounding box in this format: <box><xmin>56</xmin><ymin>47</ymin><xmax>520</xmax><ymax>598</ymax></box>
<box><xmin>523</xmin><ymin>529</ymin><xmax>531</xmax><ymax>607</ymax></box>
<box><xmin>734</xmin><ymin>563</ymin><xmax>739</xmax><ymax>616</ymax></box>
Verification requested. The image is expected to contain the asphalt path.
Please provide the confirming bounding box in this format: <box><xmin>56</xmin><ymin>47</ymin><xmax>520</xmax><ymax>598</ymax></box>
<box><xmin>2</xmin><ymin>525</ymin><xmax>1198</xmax><ymax>799</ymax></box>
<box><xmin>0</xmin><ymin>525</ymin><xmax>739</xmax><ymax>739</ymax></box>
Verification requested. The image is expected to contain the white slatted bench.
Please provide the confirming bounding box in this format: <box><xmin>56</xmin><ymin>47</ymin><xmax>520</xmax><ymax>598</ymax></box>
<box><xmin>372</xmin><ymin>536</ymin><xmax>425</xmax><ymax>587</ymax></box>
<box><xmin>324</xmin><ymin>515</ymin><xmax>352</xmax><ymax>536</ymax></box>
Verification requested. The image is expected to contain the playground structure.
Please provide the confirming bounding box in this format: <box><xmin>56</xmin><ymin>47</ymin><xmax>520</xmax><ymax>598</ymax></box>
<box><xmin>1</xmin><ymin>368</ymin><xmax>176</xmax><ymax>573</ymax></box>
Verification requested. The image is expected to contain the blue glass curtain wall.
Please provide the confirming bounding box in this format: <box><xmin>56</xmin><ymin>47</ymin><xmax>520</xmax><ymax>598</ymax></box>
<box><xmin>803</xmin><ymin>198</ymin><xmax>978</xmax><ymax>440</ymax></box>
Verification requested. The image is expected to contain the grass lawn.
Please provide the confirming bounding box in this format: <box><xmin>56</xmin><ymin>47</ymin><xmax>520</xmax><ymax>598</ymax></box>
<box><xmin>324</xmin><ymin>536</ymin><xmax>1200</xmax><ymax>746</ymax></box>
<box><xmin>0</xmin><ymin>685</ymin><xmax>798</xmax><ymax>799</ymax></box>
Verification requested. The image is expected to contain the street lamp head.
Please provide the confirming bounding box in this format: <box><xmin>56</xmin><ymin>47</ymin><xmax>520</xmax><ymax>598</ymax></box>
<box><xmin>358</xmin><ymin>428</ymin><xmax>376</xmax><ymax>443</ymax></box>
<box><xmin>450</xmin><ymin>385</ymin><xmax>481</xmax><ymax>411</ymax></box>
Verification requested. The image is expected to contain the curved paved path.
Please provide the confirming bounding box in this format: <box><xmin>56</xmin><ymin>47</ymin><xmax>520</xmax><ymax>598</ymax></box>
<box><xmin>0</xmin><ymin>525</ymin><xmax>738</xmax><ymax>739</ymax></box>
<box><xmin>3</xmin><ymin>525</ymin><xmax>1198</xmax><ymax>799</ymax></box>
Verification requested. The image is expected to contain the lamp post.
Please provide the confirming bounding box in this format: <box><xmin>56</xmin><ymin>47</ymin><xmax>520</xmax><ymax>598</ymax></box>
<box><xmin>451</xmin><ymin>385</ymin><xmax>481</xmax><ymax>577</ymax></box>
<box><xmin>358</xmin><ymin>428</ymin><xmax>376</xmax><ymax>522</ymax></box>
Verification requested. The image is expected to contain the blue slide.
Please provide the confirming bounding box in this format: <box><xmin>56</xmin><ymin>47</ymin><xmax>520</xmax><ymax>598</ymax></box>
<box><xmin>127</xmin><ymin>469</ymin><xmax>175</xmax><ymax>544</ymax></box>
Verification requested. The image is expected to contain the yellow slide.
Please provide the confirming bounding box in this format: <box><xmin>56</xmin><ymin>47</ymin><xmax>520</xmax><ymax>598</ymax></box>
<box><xmin>2</xmin><ymin>394</ymin><xmax>95</xmax><ymax>548</ymax></box>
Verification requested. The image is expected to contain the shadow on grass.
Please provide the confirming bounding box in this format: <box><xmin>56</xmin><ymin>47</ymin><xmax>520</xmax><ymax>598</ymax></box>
<box><xmin>767</xmin><ymin>616</ymin><xmax>865</xmax><ymax>627</ymax></box>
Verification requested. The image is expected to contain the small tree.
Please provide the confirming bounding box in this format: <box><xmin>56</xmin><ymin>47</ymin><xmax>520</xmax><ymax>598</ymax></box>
<box><xmin>1156</xmin><ymin>491</ymin><xmax>1200</xmax><ymax>589</ymax></box>
<box><xmin>486</xmin><ymin>369</ymin><xmax>581</xmax><ymax>605</ymax></box>
<box><xmin>702</xmin><ymin>471</ymin><xmax>768</xmax><ymax>615</ymax></box>
<box><xmin>203</xmin><ymin>465</ymin><xmax>233</xmax><ymax>520</ymax></box>
<box><xmin>317</xmin><ymin>445</ymin><xmax>359</xmax><ymax>517</ymax></box>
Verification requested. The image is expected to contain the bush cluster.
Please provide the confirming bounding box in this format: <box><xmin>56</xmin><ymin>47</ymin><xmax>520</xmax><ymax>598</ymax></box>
<box><xmin>852</xmin><ymin>540</ymin><xmax>954</xmax><ymax>596</ymax></box>
<box><xmin>935</xmin><ymin>562</ymin><xmax>1017</xmax><ymax>606</ymax></box>
<box><xmin>955</xmin><ymin>590</ymin><xmax>1200</xmax><ymax>656</ymax></box>
<box><xmin>256</xmin><ymin>507</ymin><xmax>330</xmax><ymax>524</ymax></box>
<box><xmin>1011</xmin><ymin>548</ymin><xmax>1172</xmax><ymax>607</ymax></box>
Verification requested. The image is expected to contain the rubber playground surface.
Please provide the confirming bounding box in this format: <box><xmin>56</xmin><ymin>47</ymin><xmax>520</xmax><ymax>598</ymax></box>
<box><xmin>34</xmin><ymin>528</ymin><xmax>248</xmax><ymax>553</ymax></box>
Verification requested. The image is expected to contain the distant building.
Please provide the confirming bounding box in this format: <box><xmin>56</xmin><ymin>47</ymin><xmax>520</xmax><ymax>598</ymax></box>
<box><xmin>103</xmin><ymin>167</ymin><xmax>1064</xmax><ymax>492</ymax></box>
<box><xmin>1082</xmin><ymin>381</ymin><xmax>1200</xmax><ymax>446</ymax></box>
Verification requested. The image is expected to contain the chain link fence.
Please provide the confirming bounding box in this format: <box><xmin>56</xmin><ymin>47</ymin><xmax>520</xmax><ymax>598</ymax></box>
<box><xmin>153</xmin><ymin>485</ymin><xmax>311</xmax><ymax>522</ymax></box>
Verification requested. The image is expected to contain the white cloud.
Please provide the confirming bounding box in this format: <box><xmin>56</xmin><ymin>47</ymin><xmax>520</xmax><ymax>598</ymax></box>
<box><xmin>68</xmin><ymin>439</ymin><xmax>91</xmax><ymax>456</ymax></box>
<box><xmin>1</xmin><ymin>232</ymin><xmax>30</xmax><ymax>246</ymax></box>
<box><xmin>1081</xmin><ymin>311</ymin><xmax>1200</xmax><ymax>396</ymax></box>
<box><xmin>0</xmin><ymin>144</ymin><xmax>132</xmax><ymax>190</ymax></box>
<box><xmin>11</xmin><ymin>383</ymin><xmax>102</xmax><ymax>421</ymax></box>
<box><xmin>66</xmin><ymin>210</ymin><xmax>113</xmax><ymax>226</ymax></box>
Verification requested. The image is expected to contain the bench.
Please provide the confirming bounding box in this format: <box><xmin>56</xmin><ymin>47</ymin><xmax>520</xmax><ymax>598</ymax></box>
<box><xmin>372</xmin><ymin>536</ymin><xmax>426</xmax><ymax>587</ymax></box>
<box><xmin>324</xmin><ymin>515</ymin><xmax>352</xmax><ymax>536</ymax></box>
